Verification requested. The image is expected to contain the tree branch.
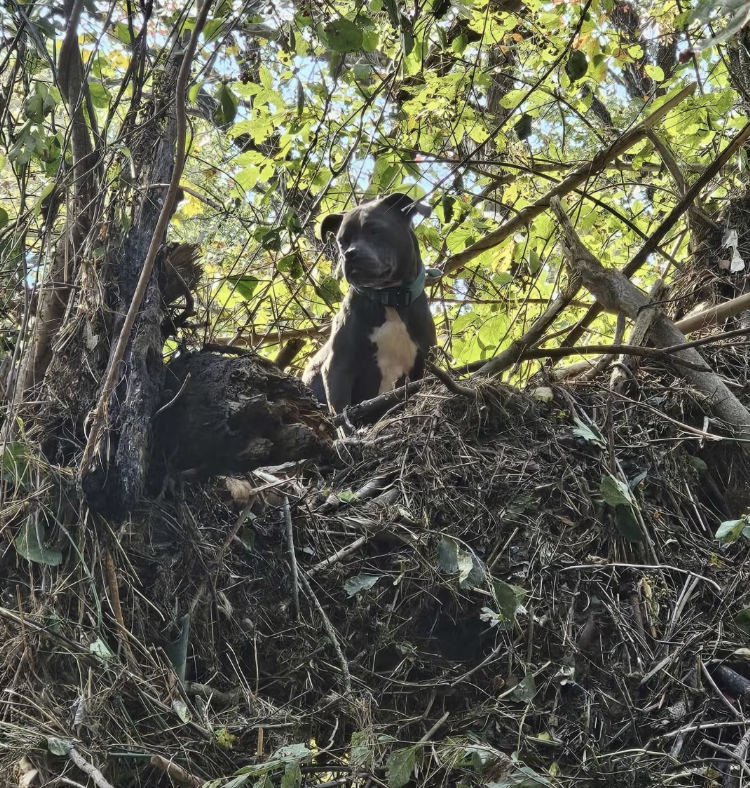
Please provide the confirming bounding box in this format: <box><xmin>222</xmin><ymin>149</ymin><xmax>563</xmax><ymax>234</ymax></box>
<box><xmin>562</xmin><ymin>118</ymin><xmax>750</xmax><ymax>348</ymax></box>
<box><xmin>550</xmin><ymin>196</ymin><xmax>750</xmax><ymax>449</ymax></box>
<box><xmin>440</xmin><ymin>82</ymin><xmax>696</xmax><ymax>276</ymax></box>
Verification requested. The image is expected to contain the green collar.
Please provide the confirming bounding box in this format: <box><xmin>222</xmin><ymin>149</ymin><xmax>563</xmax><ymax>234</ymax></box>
<box><xmin>351</xmin><ymin>267</ymin><xmax>442</xmax><ymax>308</ymax></box>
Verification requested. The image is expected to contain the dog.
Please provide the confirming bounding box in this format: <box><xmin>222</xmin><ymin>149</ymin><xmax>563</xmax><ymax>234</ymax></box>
<box><xmin>303</xmin><ymin>193</ymin><xmax>437</xmax><ymax>415</ymax></box>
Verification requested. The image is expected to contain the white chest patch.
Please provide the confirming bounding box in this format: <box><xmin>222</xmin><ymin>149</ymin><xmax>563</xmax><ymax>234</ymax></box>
<box><xmin>369</xmin><ymin>308</ymin><xmax>418</xmax><ymax>395</ymax></box>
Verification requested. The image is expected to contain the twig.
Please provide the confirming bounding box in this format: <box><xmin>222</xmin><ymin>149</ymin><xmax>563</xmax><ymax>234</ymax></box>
<box><xmin>441</xmin><ymin>82</ymin><xmax>696</xmax><ymax>275</ymax></box>
<box><xmin>149</xmin><ymin>755</ymin><xmax>203</xmax><ymax>788</ymax></box>
<box><xmin>699</xmin><ymin>659</ymin><xmax>742</xmax><ymax>719</ymax></box>
<box><xmin>284</xmin><ymin>497</ymin><xmax>301</xmax><ymax>622</ymax></box>
<box><xmin>424</xmin><ymin>359</ymin><xmax>475</xmax><ymax>397</ymax></box>
<box><xmin>558</xmin><ymin>564</ymin><xmax>722</xmax><ymax>592</ymax></box>
<box><xmin>308</xmin><ymin>534</ymin><xmax>370</xmax><ymax>576</ymax></box>
<box><xmin>103</xmin><ymin>551</ymin><xmax>137</xmax><ymax>669</ymax></box>
<box><xmin>80</xmin><ymin>0</ymin><xmax>214</xmax><ymax>475</ymax></box>
<box><xmin>702</xmin><ymin>735</ymin><xmax>750</xmax><ymax>787</ymax></box>
<box><xmin>519</xmin><ymin>341</ymin><xmax>711</xmax><ymax>370</ymax></box>
<box><xmin>153</xmin><ymin>373</ymin><xmax>191</xmax><ymax>418</ymax></box>
<box><xmin>68</xmin><ymin>747</ymin><xmax>115</xmax><ymax>788</ymax></box>
<box><xmin>298</xmin><ymin>571</ymin><xmax>352</xmax><ymax>696</ymax></box>
<box><xmin>417</xmin><ymin>711</ymin><xmax>450</xmax><ymax>743</ymax></box>
<box><xmin>334</xmin><ymin>381</ymin><xmax>424</xmax><ymax>427</ymax></box>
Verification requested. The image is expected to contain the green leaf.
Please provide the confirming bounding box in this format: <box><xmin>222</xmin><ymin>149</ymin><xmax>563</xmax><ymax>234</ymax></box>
<box><xmin>47</xmin><ymin>737</ymin><xmax>73</xmax><ymax>756</ymax></box>
<box><xmin>442</xmin><ymin>194</ymin><xmax>456</xmax><ymax>223</ymax></box>
<box><xmin>436</xmin><ymin>535</ymin><xmax>459</xmax><ymax>573</ymax></box>
<box><xmin>314</xmin><ymin>275</ymin><xmax>343</xmax><ymax>306</ymax></box>
<box><xmin>500</xmin><ymin>89</ymin><xmax>526</xmax><ymax>110</ymax></box>
<box><xmin>90</xmin><ymin>637</ymin><xmax>114</xmax><ymax>661</ymax></box>
<box><xmin>387</xmin><ymin>747</ymin><xmax>417</xmax><ymax>788</ymax></box>
<box><xmin>451</xmin><ymin>33</ymin><xmax>467</xmax><ymax>55</ymax></box>
<box><xmin>614</xmin><ymin>504</ymin><xmax>643</xmax><ymax>543</ymax></box>
<box><xmin>88</xmin><ymin>82</ymin><xmax>110</xmax><ymax>109</ymax></box>
<box><xmin>23</xmin><ymin>92</ymin><xmax>45</xmax><ymax>123</ymax></box>
<box><xmin>492</xmin><ymin>580</ymin><xmax>526</xmax><ymax>623</ymax></box>
<box><xmin>1</xmin><ymin>441</ymin><xmax>30</xmax><ymax>487</ymax></box>
<box><xmin>270</xmin><ymin>743</ymin><xmax>311</xmax><ymax>762</ymax></box>
<box><xmin>350</xmin><ymin>732</ymin><xmax>374</xmax><ymax>768</ymax></box>
<box><xmin>344</xmin><ymin>574</ymin><xmax>379</xmax><ymax>597</ymax></box>
<box><xmin>276</xmin><ymin>253</ymin><xmax>303</xmax><ymax>278</ymax></box>
<box><xmin>281</xmin><ymin>762</ymin><xmax>302</xmax><ymax>788</ymax></box>
<box><xmin>0</xmin><ymin>206</ymin><xmax>8</xmax><ymax>229</ymax></box>
<box><xmin>15</xmin><ymin>520</ymin><xmax>63</xmax><ymax>566</ymax></box>
<box><xmin>510</xmin><ymin>671</ymin><xmax>536</xmax><ymax>702</ymax></box>
<box><xmin>215</xmin><ymin>728</ymin><xmax>237</xmax><ymax>749</ymax></box>
<box><xmin>600</xmin><ymin>475</ymin><xmax>634</xmax><ymax>508</ymax></box>
<box><xmin>572</xmin><ymin>418</ymin><xmax>605</xmax><ymax>448</ymax></box>
<box><xmin>717</xmin><ymin>518</ymin><xmax>747</xmax><ymax>543</ymax></box>
<box><xmin>227</xmin><ymin>275</ymin><xmax>259</xmax><ymax>301</ymax></box>
<box><xmin>382</xmin><ymin>0</ymin><xmax>400</xmax><ymax>29</ymax></box>
<box><xmin>565</xmin><ymin>50</ymin><xmax>588</xmax><ymax>82</ymax></box>
<box><xmin>402</xmin><ymin>31</ymin><xmax>415</xmax><ymax>58</ymax></box>
<box><xmin>259</xmin><ymin>65</ymin><xmax>273</xmax><ymax>90</ymax></box>
<box><xmin>203</xmin><ymin>18</ymin><xmax>225</xmax><ymax>43</ymax></box>
<box><xmin>321</xmin><ymin>18</ymin><xmax>364</xmax><ymax>53</ymax></box>
<box><xmin>215</xmin><ymin>83</ymin><xmax>239</xmax><ymax>125</ymax></box>
<box><xmin>645</xmin><ymin>64</ymin><xmax>665</xmax><ymax>82</ymax></box>
<box><xmin>338</xmin><ymin>490</ymin><xmax>358</xmax><ymax>503</ymax></box>
<box><xmin>112</xmin><ymin>22</ymin><xmax>133</xmax><ymax>45</ymax></box>
<box><xmin>188</xmin><ymin>82</ymin><xmax>203</xmax><ymax>104</ymax></box>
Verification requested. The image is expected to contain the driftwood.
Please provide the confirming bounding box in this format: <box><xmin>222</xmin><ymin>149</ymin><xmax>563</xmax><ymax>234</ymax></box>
<box><xmin>550</xmin><ymin>196</ymin><xmax>750</xmax><ymax>448</ymax></box>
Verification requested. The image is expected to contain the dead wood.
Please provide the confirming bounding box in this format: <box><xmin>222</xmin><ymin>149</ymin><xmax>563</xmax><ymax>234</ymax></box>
<box><xmin>611</xmin><ymin>279</ymin><xmax>669</xmax><ymax>390</ymax></box>
<box><xmin>152</xmin><ymin>352</ymin><xmax>333</xmax><ymax>480</ymax></box>
<box><xmin>80</xmin><ymin>9</ymin><xmax>211</xmax><ymax>515</ymax></box>
<box><xmin>562</xmin><ymin>119</ymin><xmax>750</xmax><ymax>349</ymax></box>
<box><xmin>550</xmin><ymin>196</ymin><xmax>750</xmax><ymax>448</ymax></box>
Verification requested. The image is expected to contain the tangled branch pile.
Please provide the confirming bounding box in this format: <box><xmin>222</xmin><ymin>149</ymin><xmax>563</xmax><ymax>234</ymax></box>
<box><xmin>2</xmin><ymin>356</ymin><xmax>749</xmax><ymax>788</ymax></box>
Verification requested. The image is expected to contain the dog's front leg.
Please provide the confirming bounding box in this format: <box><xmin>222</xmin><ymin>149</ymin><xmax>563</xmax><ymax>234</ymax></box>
<box><xmin>323</xmin><ymin>359</ymin><xmax>355</xmax><ymax>416</ymax></box>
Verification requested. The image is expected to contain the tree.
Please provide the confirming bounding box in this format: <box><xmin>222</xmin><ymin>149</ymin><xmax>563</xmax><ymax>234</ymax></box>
<box><xmin>3</xmin><ymin>0</ymin><xmax>750</xmax><ymax>786</ymax></box>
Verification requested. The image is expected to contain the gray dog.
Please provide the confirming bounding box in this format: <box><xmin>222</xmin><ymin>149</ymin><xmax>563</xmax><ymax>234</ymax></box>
<box><xmin>303</xmin><ymin>193</ymin><xmax>437</xmax><ymax>415</ymax></box>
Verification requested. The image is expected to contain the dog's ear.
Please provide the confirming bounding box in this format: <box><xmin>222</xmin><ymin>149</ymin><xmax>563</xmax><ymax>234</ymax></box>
<box><xmin>320</xmin><ymin>213</ymin><xmax>344</xmax><ymax>241</ymax></box>
<box><xmin>381</xmin><ymin>192</ymin><xmax>432</xmax><ymax>221</ymax></box>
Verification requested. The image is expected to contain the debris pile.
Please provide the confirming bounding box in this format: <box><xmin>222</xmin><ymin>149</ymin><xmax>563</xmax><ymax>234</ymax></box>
<box><xmin>1</xmin><ymin>370</ymin><xmax>748</xmax><ymax>788</ymax></box>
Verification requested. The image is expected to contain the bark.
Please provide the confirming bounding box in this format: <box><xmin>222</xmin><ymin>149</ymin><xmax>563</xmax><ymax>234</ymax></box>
<box><xmin>152</xmin><ymin>353</ymin><xmax>333</xmax><ymax>480</ymax></box>
<box><xmin>80</xmin><ymin>49</ymin><xmax>183</xmax><ymax>515</ymax></box>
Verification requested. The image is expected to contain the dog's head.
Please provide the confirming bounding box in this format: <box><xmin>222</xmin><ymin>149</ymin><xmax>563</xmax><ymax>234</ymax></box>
<box><xmin>319</xmin><ymin>193</ymin><xmax>431</xmax><ymax>289</ymax></box>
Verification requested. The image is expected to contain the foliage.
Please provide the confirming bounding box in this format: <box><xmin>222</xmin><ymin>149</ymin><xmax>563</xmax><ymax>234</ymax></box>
<box><xmin>0</xmin><ymin>0</ymin><xmax>746</xmax><ymax>383</ymax></box>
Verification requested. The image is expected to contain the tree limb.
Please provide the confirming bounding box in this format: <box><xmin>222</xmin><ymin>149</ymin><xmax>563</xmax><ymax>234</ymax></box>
<box><xmin>562</xmin><ymin>118</ymin><xmax>750</xmax><ymax>348</ymax></box>
<box><xmin>440</xmin><ymin>82</ymin><xmax>696</xmax><ymax>276</ymax></box>
<box><xmin>550</xmin><ymin>196</ymin><xmax>750</xmax><ymax>449</ymax></box>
